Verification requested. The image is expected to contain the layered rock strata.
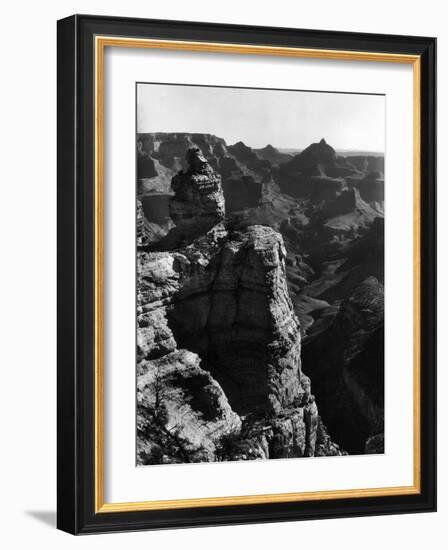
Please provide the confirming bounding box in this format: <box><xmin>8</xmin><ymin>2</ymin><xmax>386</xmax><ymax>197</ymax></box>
<box><xmin>137</xmin><ymin>133</ymin><xmax>268</xmax><ymax>216</ymax></box>
<box><xmin>137</xmin><ymin>133</ymin><xmax>386</xmax><ymax>457</ymax></box>
<box><xmin>169</xmin><ymin>148</ymin><xmax>225</xmax><ymax>238</ymax></box>
<box><xmin>137</xmin><ymin>148</ymin><xmax>344</xmax><ymax>464</ymax></box>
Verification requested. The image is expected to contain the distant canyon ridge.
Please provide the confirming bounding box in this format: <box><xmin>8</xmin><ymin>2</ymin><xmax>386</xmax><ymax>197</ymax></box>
<box><xmin>136</xmin><ymin>132</ymin><xmax>384</xmax><ymax>464</ymax></box>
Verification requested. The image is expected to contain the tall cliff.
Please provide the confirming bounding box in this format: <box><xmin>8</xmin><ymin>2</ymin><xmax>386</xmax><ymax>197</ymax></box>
<box><xmin>137</xmin><ymin>133</ymin><xmax>385</xmax><ymax>457</ymax></box>
<box><xmin>137</xmin><ymin>148</ymin><xmax>344</xmax><ymax>464</ymax></box>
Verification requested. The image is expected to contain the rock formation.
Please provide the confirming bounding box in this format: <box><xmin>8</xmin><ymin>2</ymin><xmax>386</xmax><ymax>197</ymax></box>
<box><xmin>277</xmin><ymin>138</ymin><xmax>363</xmax><ymax>199</ymax></box>
<box><xmin>302</xmin><ymin>276</ymin><xmax>384</xmax><ymax>453</ymax></box>
<box><xmin>357</xmin><ymin>171</ymin><xmax>385</xmax><ymax>208</ymax></box>
<box><xmin>254</xmin><ymin>144</ymin><xmax>292</xmax><ymax>165</ymax></box>
<box><xmin>137</xmin><ymin>147</ymin><xmax>344</xmax><ymax>464</ymax></box>
<box><xmin>137</xmin><ymin>133</ymin><xmax>385</xmax><ymax>459</ymax></box>
<box><xmin>137</xmin><ymin>133</ymin><xmax>270</xmax><ymax>223</ymax></box>
<box><xmin>169</xmin><ymin>148</ymin><xmax>225</xmax><ymax>238</ymax></box>
<box><xmin>137</xmin><ymin>349</ymin><xmax>241</xmax><ymax>464</ymax></box>
<box><xmin>346</xmin><ymin>155</ymin><xmax>384</xmax><ymax>175</ymax></box>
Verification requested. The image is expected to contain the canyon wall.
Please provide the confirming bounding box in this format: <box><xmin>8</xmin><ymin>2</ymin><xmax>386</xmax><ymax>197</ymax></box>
<box><xmin>137</xmin><ymin>148</ymin><xmax>344</xmax><ymax>464</ymax></box>
<box><xmin>137</xmin><ymin>133</ymin><xmax>385</xmax><ymax>458</ymax></box>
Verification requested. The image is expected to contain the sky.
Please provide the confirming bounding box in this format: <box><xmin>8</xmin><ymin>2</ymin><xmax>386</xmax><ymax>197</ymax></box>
<box><xmin>137</xmin><ymin>83</ymin><xmax>385</xmax><ymax>153</ymax></box>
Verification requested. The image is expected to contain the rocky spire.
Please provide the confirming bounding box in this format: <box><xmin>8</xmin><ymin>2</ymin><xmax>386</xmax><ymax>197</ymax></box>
<box><xmin>169</xmin><ymin>147</ymin><xmax>226</xmax><ymax>238</ymax></box>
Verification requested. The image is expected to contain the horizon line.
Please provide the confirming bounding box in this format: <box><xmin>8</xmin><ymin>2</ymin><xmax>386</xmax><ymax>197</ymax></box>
<box><xmin>136</xmin><ymin>131</ymin><xmax>384</xmax><ymax>155</ymax></box>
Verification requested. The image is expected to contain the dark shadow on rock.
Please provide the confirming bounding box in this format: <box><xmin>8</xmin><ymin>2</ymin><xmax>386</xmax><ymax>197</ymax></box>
<box><xmin>25</xmin><ymin>510</ymin><xmax>56</xmax><ymax>528</ymax></box>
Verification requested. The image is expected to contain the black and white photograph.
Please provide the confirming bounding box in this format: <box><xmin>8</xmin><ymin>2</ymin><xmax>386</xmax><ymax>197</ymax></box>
<box><xmin>136</xmin><ymin>83</ymin><xmax>385</xmax><ymax>465</ymax></box>
<box><xmin>0</xmin><ymin>1</ymin><xmax>440</xmax><ymax>542</ymax></box>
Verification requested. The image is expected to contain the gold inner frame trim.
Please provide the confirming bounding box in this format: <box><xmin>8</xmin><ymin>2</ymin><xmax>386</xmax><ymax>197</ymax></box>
<box><xmin>94</xmin><ymin>35</ymin><xmax>421</xmax><ymax>514</ymax></box>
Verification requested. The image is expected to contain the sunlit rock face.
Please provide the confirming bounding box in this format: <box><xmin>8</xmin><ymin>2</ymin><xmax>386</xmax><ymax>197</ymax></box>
<box><xmin>169</xmin><ymin>148</ymin><xmax>226</xmax><ymax>239</ymax></box>
<box><xmin>137</xmin><ymin>133</ymin><xmax>386</xmax><ymax>462</ymax></box>
<box><xmin>137</xmin><ymin>134</ymin><xmax>267</xmax><ymax>223</ymax></box>
<box><xmin>138</xmin><ymin>224</ymin><xmax>302</xmax><ymax>417</ymax></box>
<box><xmin>136</xmin><ymin>146</ymin><xmax>345</xmax><ymax>464</ymax></box>
<box><xmin>165</xmin><ymin>224</ymin><xmax>302</xmax><ymax>416</ymax></box>
<box><xmin>136</xmin><ymin>224</ymin><xmax>340</xmax><ymax>463</ymax></box>
<box><xmin>137</xmin><ymin>349</ymin><xmax>242</xmax><ymax>465</ymax></box>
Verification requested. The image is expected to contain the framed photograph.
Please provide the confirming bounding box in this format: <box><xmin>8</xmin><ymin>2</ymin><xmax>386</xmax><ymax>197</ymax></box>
<box><xmin>57</xmin><ymin>14</ymin><xmax>436</xmax><ymax>534</ymax></box>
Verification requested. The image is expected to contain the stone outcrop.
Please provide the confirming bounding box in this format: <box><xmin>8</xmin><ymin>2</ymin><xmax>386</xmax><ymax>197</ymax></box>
<box><xmin>254</xmin><ymin>144</ymin><xmax>292</xmax><ymax>165</ymax></box>
<box><xmin>302</xmin><ymin>276</ymin><xmax>384</xmax><ymax>454</ymax></box>
<box><xmin>169</xmin><ymin>148</ymin><xmax>225</xmax><ymax>238</ymax></box>
<box><xmin>137</xmin><ymin>133</ymin><xmax>269</xmax><ymax>223</ymax></box>
<box><xmin>138</xmin><ymin>223</ymin><xmax>303</xmax><ymax>417</ymax></box>
<box><xmin>277</xmin><ymin>138</ymin><xmax>363</xmax><ymax>198</ymax></box>
<box><xmin>138</xmin><ymin>132</ymin><xmax>228</xmax><ymax>171</ymax></box>
<box><xmin>322</xmin><ymin>188</ymin><xmax>381</xmax><ymax>235</ymax></box>
<box><xmin>356</xmin><ymin>171</ymin><xmax>385</xmax><ymax>207</ymax></box>
<box><xmin>227</xmin><ymin>141</ymin><xmax>271</xmax><ymax>174</ymax></box>
<box><xmin>290</xmin><ymin>138</ymin><xmax>338</xmax><ymax>168</ymax></box>
<box><xmin>137</xmin><ymin>147</ymin><xmax>344</xmax><ymax>464</ymax></box>
<box><xmin>137</xmin><ymin>349</ymin><xmax>241</xmax><ymax>464</ymax></box>
<box><xmin>346</xmin><ymin>155</ymin><xmax>384</xmax><ymax>175</ymax></box>
<box><xmin>137</xmin><ymin>134</ymin><xmax>385</xmax><ymax>460</ymax></box>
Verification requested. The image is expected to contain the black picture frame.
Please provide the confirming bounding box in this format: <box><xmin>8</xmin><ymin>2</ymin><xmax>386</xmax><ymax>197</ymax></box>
<box><xmin>57</xmin><ymin>14</ymin><xmax>436</xmax><ymax>534</ymax></box>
